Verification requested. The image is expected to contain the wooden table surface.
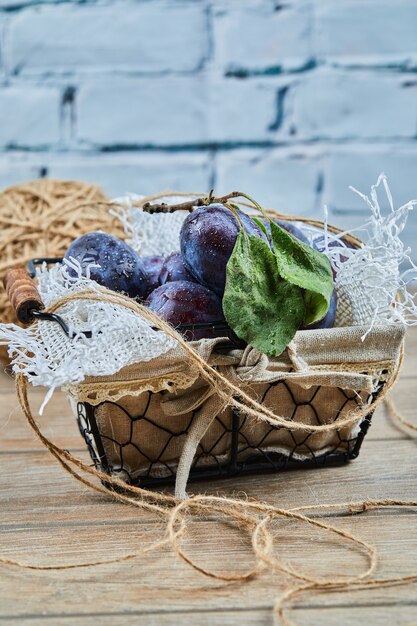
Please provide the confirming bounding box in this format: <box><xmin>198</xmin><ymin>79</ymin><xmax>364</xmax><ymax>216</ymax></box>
<box><xmin>1</xmin><ymin>331</ymin><xmax>416</xmax><ymax>626</ymax></box>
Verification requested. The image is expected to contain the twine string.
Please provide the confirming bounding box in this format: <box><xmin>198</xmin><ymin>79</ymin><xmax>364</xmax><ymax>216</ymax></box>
<box><xmin>384</xmin><ymin>393</ymin><xmax>417</xmax><ymax>433</ymax></box>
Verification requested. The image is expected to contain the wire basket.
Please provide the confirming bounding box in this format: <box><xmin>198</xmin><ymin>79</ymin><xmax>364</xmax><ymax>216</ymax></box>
<box><xmin>3</xmin><ymin>205</ymin><xmax>405</xmax><ymax>494</ymax></box>
<box><xmin>74</xmin><ymin>377</ymin><xmax>383</xmax><ymax>489</ymax></box>
<box><xmin>22</xmin><ymin>257</ymin><xmax>392</xmax><ymax>489</ymax></box>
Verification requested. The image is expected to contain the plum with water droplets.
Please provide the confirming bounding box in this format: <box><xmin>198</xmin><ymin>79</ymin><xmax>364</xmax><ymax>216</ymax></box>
<box><xmin>146</xmin><ymin>280</ymin><xmax>225</xmax><ymax>340</ymax></box>
<box><xmin>180</xmin><ymin>204</ymin><xmax>268</xmax><ymax>297</ymax></box>
<box><xmin>64</xmin><ymin>232</ymin><xmax>148</xmax><ymax>300</ymax></box>
<box><xmin>159</xmin><ymin>252</ymin><xmax>197</xmax><ymax>285</ymax></box>
<box><xmin>142</xmin><ymin>255</ymin><xmax>164</xmax><ymax>295</ymax></box>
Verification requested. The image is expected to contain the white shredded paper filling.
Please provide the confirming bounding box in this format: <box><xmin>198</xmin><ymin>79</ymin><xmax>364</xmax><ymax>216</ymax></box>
<box><xmin>110</xmin><ymin>193</ymin><xmax>190</xmax><ymax>257</ymax></box>
<box><xmin>1</xmin><ymin>176</ymin><xmax>416</xmax><ymax>400</ymax></box>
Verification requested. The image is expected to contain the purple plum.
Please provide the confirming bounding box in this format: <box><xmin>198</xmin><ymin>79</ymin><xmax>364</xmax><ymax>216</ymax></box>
<box><xmin>180</xmin><ymin>204</ymin><xmax>268</xmax><ymax>297</ymax></box>
<box><xmin>142</xmin><ymin>255</ymin><xmax>164</xmax><ymax>295</ymax></box>
<box><xmin>64</xmin><ymin>232</ymin><xmax>148</xmax><ymax>300</ymax></box>
<box><xmin>146</xmin><ymin>280</ymin><xmax>225</xmax><ymax>340</ymax></box>
<box><xmin>159</xmin><ymin>252</ymin><xmax>197</xmax><ymax>285</ymax></box>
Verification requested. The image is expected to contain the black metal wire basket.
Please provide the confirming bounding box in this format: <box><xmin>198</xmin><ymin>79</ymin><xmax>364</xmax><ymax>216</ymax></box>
<box><xmin>75</xmin><ymin>386</ymin><xmax>381</xmax><ymax>489</ymax></box>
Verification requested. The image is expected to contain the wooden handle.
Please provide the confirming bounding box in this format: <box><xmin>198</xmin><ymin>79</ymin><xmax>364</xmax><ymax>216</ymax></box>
<box><xmin>3</xmin><ymin>267</ymin><xmax>44</xmax><ymax>323</ymax></box>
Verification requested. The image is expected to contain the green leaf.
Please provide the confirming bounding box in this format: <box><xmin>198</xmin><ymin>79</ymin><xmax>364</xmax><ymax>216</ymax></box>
<box><xmin>252</xmin><ymin>217</ymin><xmax>269</xmax><ymax>238</ymax></box>
<box><xmin>223</xmin><ymin>231</ymin><xmax>305</xmax><ymax>357</ymax></box>
<box><xmin>270</xmin><ymin>221</ymin><xmax>334</xmax><ymax>326</ymax></box>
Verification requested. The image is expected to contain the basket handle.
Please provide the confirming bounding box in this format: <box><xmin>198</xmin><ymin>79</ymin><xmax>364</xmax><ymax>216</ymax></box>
<box><xmin>3</xmin><ymin>267</ymin><xmax>44</xmax><ymax>323</ymax></box>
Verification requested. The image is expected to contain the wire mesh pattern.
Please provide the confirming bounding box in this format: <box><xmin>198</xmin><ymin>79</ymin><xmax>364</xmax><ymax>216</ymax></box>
<box><xmin>76</xmin><ymin>374</ymin><xmax>384</xmax><ymax>488</ymax></box>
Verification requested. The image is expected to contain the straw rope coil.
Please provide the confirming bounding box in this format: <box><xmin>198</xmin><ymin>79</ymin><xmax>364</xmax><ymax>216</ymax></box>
<box><xmin>0</xmin><ymin>178</ymin><xmax>125</xmax><ymax>363</ymax></box>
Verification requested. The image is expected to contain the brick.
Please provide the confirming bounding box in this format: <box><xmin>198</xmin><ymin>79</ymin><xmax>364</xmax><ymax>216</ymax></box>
<box><xmin>315</xmin><ymin>0</ymin><xmax>417</xmax><ymax>67</ymax></box>
<box><xmin>215</xmin><ymin>148</ymin><xmax>324</xmax><ymax>215</ymax></box>
<box><xmin>0</xmin><ymin>85</ymin><xmax>60</xmax><ymax>148</ymax></box>
<box><xmin>291</xmin><ymin>70</ymin><xmax>417</xmax><ymax>140</ymax></box>
<box><xmin>0</xmin><ymin>0</ymin><xmax>31</xmax><ymax>5</ymax></box>
<box><xmin>323</xmin><ymin>146</ymin><xmax>417</xmax><ymax>255</ymax></box>
<box><xmin>214</xmin><ymin>0</ymin><xmax>312</xmax><ymax>74</ymax></box>
<box><xmin>78</xmin><ymin>76</ymin><xmax>296</xmax><ymax>147</ymax></box>
<box><xmin>210</xmin><ymin>78</ymin><xmax>294</xmax><ymax>143</ymax></box>
<box><xmin>25</xmin><ymin>152</ymin><xmax>211</xmax><ymax>197</ymax></box>
<box><xmin>0</xmin><ymin>0</ymin><xmax>41</xmax><ymax>6</ymax></box>
<box><xmin>0</xmin><ymin>0</ymin><xmax>57</xmax><ymax>5</ymax></box>
<box><xmin>324</xmin><ymin>147</ymin><xmax>417</xmax><ymax>212</ymax></box>
<box><xmin>9</xmin><ymin>2</ymin><xmax>207</xmax><ymax>75</ymax></box>
<box><xmin>0</xmin><ymin>153</ymin><xmax>48</xmax><ymax>189</ymax></box>
<box><xmin>77</xmin><ymin>78</ymin><xmax>209</xmax><ymax>147</ymax></box>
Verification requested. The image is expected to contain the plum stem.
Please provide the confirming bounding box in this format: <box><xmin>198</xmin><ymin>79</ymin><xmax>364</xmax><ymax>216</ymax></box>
<box><xmin>140</xmin><ymin>192</ymin><xmax>248</xmax><ymax>214</ymax></box>
<box><xmin>237</xmin><ymin>192</ymin><xmax>271</xmax><ymax>222</ymax></box>
<box><xmin>224</xmin><ymin>202</ymin><xmax>244</xmax><ymax>229</ymax></box>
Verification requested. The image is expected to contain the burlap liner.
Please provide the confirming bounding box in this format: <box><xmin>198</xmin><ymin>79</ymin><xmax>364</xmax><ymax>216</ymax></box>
<box><xmin>67</xmin><ymin>325</ymin><xmax>404</xmax><ymax>403</ymax></box>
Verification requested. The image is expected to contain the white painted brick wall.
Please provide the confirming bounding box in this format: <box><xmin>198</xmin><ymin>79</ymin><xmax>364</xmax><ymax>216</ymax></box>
<box><xmin>209</xmin><ymin>77</ymin><xmax>295</xmax><ymax>143</ymax></box>
<box><xmin>77</xmin><ymin>77</ymin><xmax>209</xmax><ymax>147</ymax></box>
<box><xmin>324</xmin><ymin>146</ymin><xmax>417</xmax><ymax>214</ymax></box>
<box><xmin>9</xmin><ymin>2</ymin><xmax>208</xmax><ymax>75</ymax></box>
<box><xmin>291</xmin><ymin>70</ymin><xmax>417</xmax><ymax>140</ymax></box>
<box><xmin>0</xmin><ymin>153</ymin><xmax>48</xmax><ymax>189</ymax></box>
<box><xmin>213</xmin><ymin>0</ymin><xmax>313</xmax><ymax>74</ymax></box>
<box><xmin>0</xmin><ymin>85</ymin><xmax>61</xmax><ymax>147</ymax></box>
<box><xmin>0</xmin><ymin>0</ymin><xmax>416</xmax><ymax>255</ymax></box>
<box><xmin>47</xmin><ymin>151</ymin><xmax>212</xmax><ymax>197</ymax></box>
<box><xmin>216</xmin><ymin>147</ymin><xmax>324</xmax><ymax>215</ymax></box>
<box><xmin>0</xmin><ymin>151</ymin><xmax>212</xmax><ymax>198</ymax></box>
<box><xmin>315</xmin><ymin>0</ymin><xmax>417</xmax><ymax>68</ymax></box>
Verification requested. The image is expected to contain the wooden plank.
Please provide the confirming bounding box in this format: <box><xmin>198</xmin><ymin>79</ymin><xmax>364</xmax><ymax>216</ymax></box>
<box><xmin>2</xmin><ymin>604</ymin><xmax>417</xmax><ymax>626</ymax></box>
<box><xmin>2</xmin><ymin>512</ymin><xmax>416</xmax><ymax>578</ymax></box>
<box><xmin>361</xmin><ymin>375</ymin><xmax>417</xmax><ymax>440</ymax></box>
<box><xmin>402</xmin><ymin>327</ymin><xmax>417</xmax><ymax>378</ymax></box>
<box><xmin>0</xmin><ymin>366</ymin><xmax>14</xmax><ymax>392</ymax></box>
<box><xmin>0</xmin><ymin>390</ymin><xmax>83</xmax><ymax>452</ymax></box>
<box><xmin>0</xmin><ymin>514</ymin><xmax>416</xmax><ymax>616</ymax></box>
<box><xmin>0</xmin><ymin>612</ymin><xmax>272</xmax><ymax>626</ymax></box>
<box><xmin>382</xmin><ymin>378</ymin><xmax>417</xmax><ymax>438</ymax></box>
<box><xmin>0</xmin><ymin>439</ymin><xmax>416</xmax><ymax>527</ymax></box>
<box><xmin>291</xmin><ymin>605</ymin><xmax>417</xmax><ymax>626</ymax></box>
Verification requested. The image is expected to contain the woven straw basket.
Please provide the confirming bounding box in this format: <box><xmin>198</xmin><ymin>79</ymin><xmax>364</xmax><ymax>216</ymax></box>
<box><xmin>3</xmin><ymin>206</ymin><xmax>405</xmax><ymax>497</ymax></box>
